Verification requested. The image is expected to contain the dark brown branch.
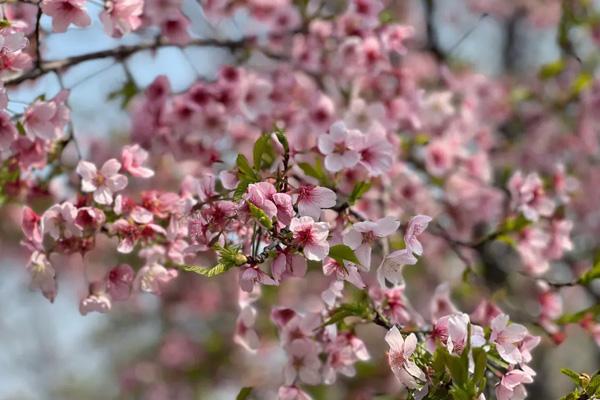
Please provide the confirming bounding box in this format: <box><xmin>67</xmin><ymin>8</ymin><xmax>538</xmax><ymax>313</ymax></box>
<box><xmin>423</xmin><ymin>0</ymin><xmax>445</xmax><ymax>61</ymax></box>
<box><xmin>4</xmin><ymin>36</ymin><xmax>255</xmax><ymax>86</ymax></box>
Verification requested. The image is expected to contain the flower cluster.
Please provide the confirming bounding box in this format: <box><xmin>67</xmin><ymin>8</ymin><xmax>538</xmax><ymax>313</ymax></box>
<box><xmin>2</xmin><ymin>0</ymin><xmax>600</xmax><ymax>398</ymax></box>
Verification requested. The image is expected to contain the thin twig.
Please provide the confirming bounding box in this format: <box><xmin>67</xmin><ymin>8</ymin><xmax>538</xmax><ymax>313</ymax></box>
<box><xmin>3</xmin><ymin>36</ymin><xmax>256</xmax><ymax>86</ymax></box>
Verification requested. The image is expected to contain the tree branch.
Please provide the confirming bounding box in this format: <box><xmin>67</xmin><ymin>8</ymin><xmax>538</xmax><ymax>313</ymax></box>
<box><xmin>3</xmin><ymin>36</ymin><xmax>256</xmax><ymax>86</ymax></box>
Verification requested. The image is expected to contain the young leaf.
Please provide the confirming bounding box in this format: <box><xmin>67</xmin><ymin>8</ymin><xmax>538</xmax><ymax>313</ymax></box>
<box><xmin>578</xmin><ymin>261</ymin><xmax>600</xmax><ymax>285</ymax></box>
<box><xmin>348</xmin><ymin>181</ymin><xmax>371</xmax><ymax>205</ymax></box>
<box><xmin>236</xmin><ymin>387</ymin><xmax>253</xmax><ymax>400</ymax></box>
<box><xmin>182</xmin><ymin>263</ymin><xmax>230</xmax><ymax>278</ymax></box>
<box><xmin>253</xmin><ymin>134</ymin><xmax>275</xmax><ymax>170</ymax></box>
<box><xmin>236</xmin><ymin>154</ymin><xmax>259</xmax><ymax>182</ymax></box>
<box><xmin>328</xmin><ymin>244</ymin><xmax>360</xmax><ymax>265</ymax></box>
<box><xmin>248</xmin><ymin>202</ymin><xmax>274</xmax><ymax>230</ymax></box>
<box><xmin>561</xmin><ymin>368</ymin><xmax>582</xmax><ymax>385</ymax></box>
<box><xmin>298</xmin><ymin>160</ymin><xmax>331</xmax><ymax>187</ymax></box>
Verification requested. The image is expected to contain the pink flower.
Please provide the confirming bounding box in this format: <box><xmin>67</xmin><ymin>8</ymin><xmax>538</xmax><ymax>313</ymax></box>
<box><xmin>516</xmin><ymin>227</ymin><xmax>550</xmax><ymax>276</ymax></box>
<box><xmin>114</xmin><ymin>195</ymin><xmax>153</xmax><ymax>224</ymax></box>
<box><xmin>284</xmin><ymin>339</ymin><xmax>322</xmax><ymax>385</ymax></box>
<box><xmin>508</xmin><ymin>171</ymin><xmax>555</xmax><ymax>222</ymax></box>
<box><xmin>279</xmin><ymin>312</ymin><xmax>321</xmax><ymax>348</ymax></box>
<box><xmin>376</xmin><ymin>249</ymin><xmax>417</xmax><ymax>287</ymax></box>
<box><xmin>343</xmin><ymin>216</ymin><xmax>400</xmax><ymax>270</ymax></box>
<box><xmin>430</xmin><ymin>283</ymin><xmax>459</xmax><ymax>321</ymax></box>
<box><xmin>121</xmin><ymin>144</ymin><xmax>154</xmax><ymax>178</ymax></box>
<box><xmin>76</xmin><ymin>159</ymin><xmax>128</xmax><ymax>205</ymax></box>
<box><xmin>79</xmin><ymin>285</ymin><xmax>112</xmax><ymax>316</ymax></box>
<box><xmin>159</xmin><ymin>11</ymin><xmax>190</xmax><ymax>45</ymax></box>
<box><xmin>74</xmin><ymin>207</ymin><xmax>106</xmax><ymax>235</ymax></box>
<box><xmin>322</xmin><ymin>258</ymin><xmax>366</xmax><ymax>289</ymax></box>
<box><xmin>110</xmin><ymin>218</ymin><xmax>165</xmax><ymax>254</ymax></box>
<box><xmin>246</xmin><ymin>182</ymin><xmax>278</xmax><ymax>218</ymax></box>
<box><xmin>490</xmin><ymin>314</ymin><xmax>528</xmax><ymax>365</ymax></box>
<box><xmin>21</xmin><ymin>206</ymin><xmax>43</xmax><ymax>251</ymax></box>
<box><xmin>278</xmin><ymin>385</ymin><xmax>313</xmax><ymax>400</ymax></box>
<box><xmin>272</xmin><ymin>248</ymin><xmax>307</xmax><ymax>281</ymax></box>
<box><xmin>356</xmin><ymin>124</ymin><xmax>395</xmax><ymax>176</ymax></box>
<box><xmin>444</xmin><ymin>313</ymin><xmax>485</xmax><ymax>354</ymax></box>
<box><xmin>41</xmin><ymin>202</ymin><xmax>80</xmax><ymax>240</ymax></box>
<box><xmin>26</xmin><ymin>251</ymin><xmax>57</xmax><ymax>302</ymax></box>
<box><xmin>41</xmin><ymin>0</ymin><xmax>91</xmax><ymax>33</ymax></box>
<box><xmin>290</xmin><ymin>216</ymin><xmax>330</xmax><ymax>261</ymax></box>
<box><xmin>424</xmin><ymin>138</ymin><xmax>457</xmax><ymax>177</ymax></box>
<box><xmin>234</xmin><ymin>305</ymin><xmax>260</xmax><ymax>352</ymax></box>
<box><xmin>385</xmin><ymin>326</ymin><xmax>426</xmax><ymax>389</ymax></box>
<box><xmin>318</xmin><ymin>120</ymin><xmax>362</xmax><ymax>172</ymax></box>
<box><xmin>106</xmin><ymin>264</ymin><xmax>134</xmax><ymax>301</ymax></box>
<box><xmin>404</xmin><ymin>215</ymin><xmax>432</xmax><ymax>256</ymax></box>
<box><xmin>294</xmin><ymin>184</ymin><xmax>336</xmax><ymax>220</ymax></box>
<box><xmin>381</xmin><ymin>24</ymin><xmax>414</xmax><ymax>54</ymax></box>
<box><xmin>495</xmin><ymin>368</ymin><xmax>534</xmax><ymax>400</ymax></box>
<box><xmin>322</xmin><ymin>330</ymin><xmax>370</xmax><ymax>384</ymax></box>
<box><xmin>239</xmin><ymin>265</ymin><xmax>277</xmax><ymax>293</ymax></box>
<box><xmin>23</xmin><ymin>91</ymin><xmax>70</xmax><ymax>141</ymax></box>
<box><xmin>134</xmin><ymin>262</ymin><xmax>178</xmax><ymax>295</ymax></box>
<box><xmin>545</xmin><ymin>219</ymin><xmax>573</xmax><ymax>260</ymax></box>
<box><xmin>100</xmin><ymin>0</ymin><xmax>143</xmax><ymax>38</ymax></box>
<box><xmin>0</xmin><ymin>111</ymin><xmax>17</xmax><ymax>151</ymax></box>
<box><xmin>470</xmin><ymin>300</ymin><xmax>502</xmax><ymax>326</ymax></box>
<box><xmin>321</xmin><ymin>280</ymin><xmax>344</xmax><ymax>308</ymax></box>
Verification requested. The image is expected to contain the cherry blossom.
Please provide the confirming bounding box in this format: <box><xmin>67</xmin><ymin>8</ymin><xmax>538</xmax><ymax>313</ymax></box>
<box><xmin>508</xmin><ymin>171</ymin><xmax>555</xmax><ymax>222</ymax></box>
<box><xmin>317</xmin><ymin>121</ymin><xmax>363</xmax><ymax>173</ymax></box>
<box><xmin>490</xmin><ymin>314</ymin><xmax>529</xmax><ymax>365</ymax></box>
<box><xmin>290</xmin><ymin>216</ymin><xmax>330</xmax><ymax>261</ymax></box>
<box><xmin>100</xmin><ymin>0</ymin><xmax>143</xmax><ymax>38</ymax></box>
<box><xmin>293</xmin><ymin>184</ymin><xmax>336</xmax><ymax>220</ymax></box>
<box><xmin>233</xmin><ymin>306</ymin><xmax>259</xmax><ymax>353</ymax></box>
<box><xmin>106</xmin><ymin>264</ymin><xmax>135</xmax><ymax>301</ymax></box>
<box><xmin>134</xmin><ymin>262</ymin><xmax>178</xmax><ymax>295</ymax></box>
<box><xmin>121</xmin><ymin>144</ymin><xmax>154</xmax><ymax>178</ymax></box>
<box><xmin>283</xmin><ymin>339</ymin><xmax>322</xmax><ymax>385</ymax></box>
<box><xmin>23</xmin><ymin>91</ymin><xmax>70</xmax><ymax>141</ymax></box>
<box><xmin>385</xmin><ymin>326</ymin><xmax>425</xmax><ymax>389</ymax></box>
<box><xmin>404</xmin><ymin>215</ymin><xmax>432</xmax><ymax>256</ymax></box>
<box><xmin>41</xmin><ymin>0</ymin><xmax>91</xmax><ymax>33</ymax></box>
<box><xmin>76</xmin><ymin>159</ymin><xmax>128</xmax><ymax>205</ymax></box>
<box><xmin>343</xmin><ymin>216</ymin><xmax>400</xmax><ymax>270</ymax></box>
<box><xmin>495</xmin><ymin>368</ymin><xmax>535</xmax><ymax>400</ymax></box>
<box><xmin>26</xmin><ymin>251</ymin><xmax>57</xmax><ymax>302</ymax></box>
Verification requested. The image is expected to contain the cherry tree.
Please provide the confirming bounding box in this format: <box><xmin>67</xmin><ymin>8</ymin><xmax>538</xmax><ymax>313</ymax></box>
<box><xmin>1</xmin><ymin>0</ymin><xmax>600</xmax><ymax>398</ymax></box>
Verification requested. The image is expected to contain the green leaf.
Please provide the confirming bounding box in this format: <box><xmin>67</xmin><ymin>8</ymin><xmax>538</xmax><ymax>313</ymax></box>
<box><xmin>298</xmin><ymin>159</ymin><xmax>331</xmax><ymax>187</ymax></box>
<box><xmin>253</xmin><ymin>134</ymin><xmax>276</xmax><ymax>170</ymax></box>
<box><xmin>556</xmin><ymin>304</ymin><xmax>600</xmax><ymax>325</ymax></box>
<box><xmin>538</xmin><ymin>59</ymin><xmax>565</xmax><ymax>79</ymax></box>
<box><xmin>248</xmin><ymin>202</ymin><xmax>273</xmax><ymax>230</ymax></box>
<box><xmin>273</xmin><ymin>126</ymin><xmax>289</xmax><ymax>154</ymax></box>
<box><xmin>348</xmin><ymin>181</ymin><xmax>371</xmax><ymax>205</ymax></box>
<box><xmin>182</xmin><ymin>263</ymin><xmax>230</xmax><ymax>278</ymax></box>
<box><xmin>236</xmin><ymin>387</ymin><xmax>253</xmax><ymax>400</ymax></box>
<box><xmin>233</xmin><ymin>179</ymin><xmax>251</xmax><ymax>201</ymax></box>
<box><xmin>328</xmin><ymin>244</ymin><xmax>360</xmax><ymax>265</ymax></box>
<box><xmin>236</xmin><ymin>154</ymin><xmax>259</xmax><ymax>182</ymax></box>
<box><xmin>15</xmin><ymin>121</ymin><xmax>26</xmax><ymax>136</ymax></box>
<box><xmin>322</xmin><ymin>302</ymin><xmax>370</xmax><ymax>326</ymax></box>
<box><xmin>578</xmin><ymin>261</ymin><xmax>600</xmax><ymax>285</ymax></box>
<box><xmin>561</xmin><ymin>368</ymin><xmax>582</xmax><ymax>385</ymax></box>
<box><xmin>570</xmin><ymin>73</ymin><xmax>593</xmax><ymax>97</ymax></box>
<box><xmin>472</xmin><ymin>347</ymin><xmax>487</xmax><ymax>386</ymax></box>
<box><xmin>216</xmin><ymin>245</ymin><xmax>248</xmax><ymax>267</ymax></box>
<box><xmin>107</xmin><ymin>80</ymin><xmax>138</xmax><ymax>109</ymax></box>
